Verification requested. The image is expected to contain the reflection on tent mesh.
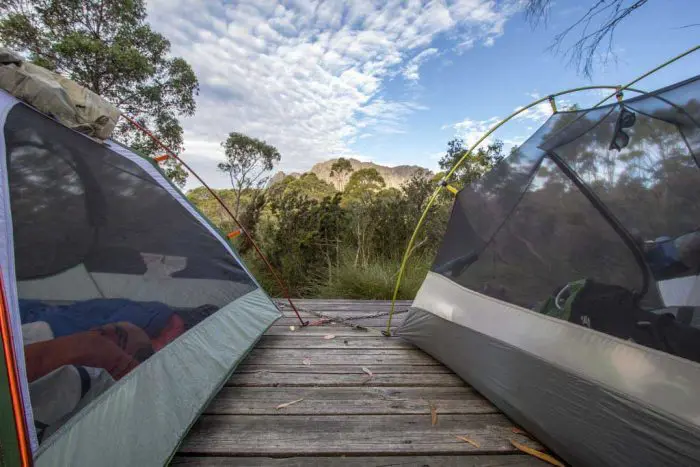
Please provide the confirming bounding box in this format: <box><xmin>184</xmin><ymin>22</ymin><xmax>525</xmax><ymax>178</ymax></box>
<box><xmin>434</xmin><ymin>76</ymin><xmax>700</xmax><ymax>313</ymax></box>
<box><xmin>0</xmin><ymin>91</ymin><xmax>282</xmax><ymax>466</ymax></box>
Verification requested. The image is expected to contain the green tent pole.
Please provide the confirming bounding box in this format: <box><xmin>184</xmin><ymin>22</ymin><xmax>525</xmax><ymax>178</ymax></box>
<box><xmin>386</xmin><ymin>40</ymin><xmax>700</xmax><ymax>336</ymax></box>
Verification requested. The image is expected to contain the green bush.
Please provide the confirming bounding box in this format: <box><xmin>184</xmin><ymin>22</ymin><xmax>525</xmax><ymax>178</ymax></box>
<box><xmin>309</xmin><ymin>251</ymin><xmax>431</xmax><ymax>300</ymax></box>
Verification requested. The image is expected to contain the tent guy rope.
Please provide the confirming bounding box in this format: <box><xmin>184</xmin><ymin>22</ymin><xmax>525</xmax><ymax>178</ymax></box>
<box><xmin>120</xmin><ymin>114</ymin><xmax>307</xmax><ymax>326</ymax></box>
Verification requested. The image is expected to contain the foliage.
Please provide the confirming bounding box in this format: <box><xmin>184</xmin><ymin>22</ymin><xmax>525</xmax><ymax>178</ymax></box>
<box><xmin>261</xmin><ymin>191</ymin><xmax>346</xmax><ymax>293</ymax></box>
<box><xmin>283</xmin><ymin>173</ymin><xmax>337</xmax><ymax>200</ymax></box>
<box><xmin>218</xmin><ymin>132</ymin><xmax>281</xmax><ymax>215</ymax></box>
<box><xmin>439</xmin><ymin>138</ymin><xmax>505</xmax><ymax>189</ymax></box>
<box><xmin>329</xmin><ymin>157</ymin><xmax>354</xmax><ymax>190</ymax></box>
<box><xmin>189</xmin><ymin>163</ymin><xmax>451</xmax><ymax>299</ymax></box>
<box><xmin>310</xmin><ymin>251</ymin><xmax>432</xmax><ymax>300</ymax></box>
<box><xmin>342</xmin><ymin>168</ymin><xmax>387</xmax><ymax>266</ymax></box>
<box><xmin>0</xmin><ymin>0</ymin><xmax>199</xmax><ymax>187</ymax></box>
<box><xmin>344</xmin><ymin>167</ymin><xmax>386</xmax><ymax>199</ymax></box>
<box><xmin>525</xmin><ymin>0</ymin><xmax>650</xmax><ymax>77</ymax></box>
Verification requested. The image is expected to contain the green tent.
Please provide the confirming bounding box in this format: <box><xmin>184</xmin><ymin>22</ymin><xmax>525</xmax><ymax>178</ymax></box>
<box><xmin>0</xmin><ymin>89</ymin><xmax>282</xmax><ymax>466</ymax></box>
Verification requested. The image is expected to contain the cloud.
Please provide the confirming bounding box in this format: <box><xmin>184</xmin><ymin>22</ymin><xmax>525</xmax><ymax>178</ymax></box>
<box><xmin>146</xmin><ymin>0</ymin><xmax>520</xmax><ymax>189</ymax></box>
<box><xmin>402</xmin><ymin>48</ymin><xmax>439</xmax><ymax>81</ymax></box>
<box><xmin>447</xmin><ymin>116</ymin><xmax>502</xmax><ymax>149</ymax></box>
<box><xmin>443</xmin><ymin>89</ymin><xmax>575</xmax><ymax>156</ymax></box>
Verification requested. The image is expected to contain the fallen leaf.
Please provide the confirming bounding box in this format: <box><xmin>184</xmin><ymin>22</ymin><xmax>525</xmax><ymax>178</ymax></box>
<box><xmin>289</xmin><ymin>326</ymin><xmax>296</xmax><ymax>331</ymax></box>
<box><xmin>323</xmin><ymin>334</ymin><xmax>336</xmax><ymax>340</ymax></box>
<box><xmin>276</xmin><ymin>398</ymin><xmax>304</xmax><ymax>410</ymax></box>
<box><xmin>361</xmin><ymin>367</ymin><xmax>373</xmax><ymax>377</ymax></box>
<box><xmin>455</xmin><ymin>435</ymin><xmax>480</xmax><ymax>448</ymax></box>
<box><xmin>302</xmin><ymin>358</ymin><xmax>311</xmax><ymax>366</ymax></box>
<box><xmin>510</xmin><ymin>440</ymin><xmax>565</xmax><ymax>467</ymax></box>
<box><xmin>430</xmin><ymin>402</ymin><xmax>438</xmax><ymax>426</ymax></box>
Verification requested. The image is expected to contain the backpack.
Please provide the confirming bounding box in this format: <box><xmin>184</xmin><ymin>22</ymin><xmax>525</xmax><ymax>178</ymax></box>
<box><xmin>539</xmin><ymin>279</ymin><xmax>700</xmax><ymax>364</ymax></box>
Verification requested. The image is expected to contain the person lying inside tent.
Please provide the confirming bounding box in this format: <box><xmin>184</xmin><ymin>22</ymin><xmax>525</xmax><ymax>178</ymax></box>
<box><xmin>19</xmin><ymin>298</ymin><xmax>220</xmax><ymax>441</ymax></box>
<box><xmin>24</xmin><ymin>321</ymin><xmax>153</xmax><ymax>383</ymax></box>
<box><xmin>19</xmin><ymin>298</ymin><xmax>219</xmax><ymax>351</ymax></box>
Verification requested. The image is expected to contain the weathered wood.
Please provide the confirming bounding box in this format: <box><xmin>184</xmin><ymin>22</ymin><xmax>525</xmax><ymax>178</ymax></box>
<box><xmin>228</xmin><ymin>366</ymin><xmax>464</xmax><ymax>387</ymax></box>
<box><xmin>274</xmin><ymin>316</ymin><xmax>404</xmax><ymax>327</ymax></box>
<box><xmin>265</xmin><ymin>326</ymin><xmax>392</xmax><ymax>337</ymax></box>
<box><xmin>235</xmin><ymin>364</ymin><xmax>453</xmax><ymax>374</ymax></box>
<box><xmin>245</xmin><ymin>348</ymin><xmax>440</xmax><ymax>366</ymax></box>
<box><xmin>179</xmin><ymin>414</ymin><xmax>541</xmax><ymax>455</ymax></box>
<box><xmin>206</xmin><ymin>386</ymin><xmax>498</xmax><ymax>415</ymax></box>
<box><xmin>257</xmin><ymin>335</ymin><xmax>414</xmax><ymax>349</ymax></box>
<box><xmin>172</xmin><ymin>455</ymin><xmax>546</xmax><ymax>466</ymax></box>
<box><xmin>179</xmin><ymin>299</ymin><xmax>545</xmax><ymax>465</ymax></box>
<box><xmin>277</xmin><ymin>299</ymin><xmax>413</xmax><ymax>306</ymax></box>
<box><xmin>287</xmin><ymin>308</ymin><xmax>411</xmax><ymax>316</ymax></box>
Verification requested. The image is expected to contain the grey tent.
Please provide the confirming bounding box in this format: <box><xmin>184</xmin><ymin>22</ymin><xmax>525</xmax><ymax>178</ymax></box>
<box><xmin>0</xmin><ymin>89</ymin><xmax>281</xmax><ymax>465</ymax></box>
<box><xmin>398</xmin><ymin>76</ymin><xmax>700</xmax><ymax>465</ymax></box>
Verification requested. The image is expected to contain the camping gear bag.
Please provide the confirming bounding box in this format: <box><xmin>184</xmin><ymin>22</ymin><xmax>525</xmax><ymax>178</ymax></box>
<box><xmin>541</xmin><ymin>279</ymin><xmax>700</xmax><ymax>364</ymax></box>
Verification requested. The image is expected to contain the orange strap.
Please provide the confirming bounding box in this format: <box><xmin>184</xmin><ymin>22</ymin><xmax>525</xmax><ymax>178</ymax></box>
<box><xmin>154</xmin><ymin>154</ymin><xmax>170</xmax><ymax>163</ymax></box>
<box><xmin>0</xmin><ymin>270</ymin><xmax>32</xmax><ymax>466</ymax></box>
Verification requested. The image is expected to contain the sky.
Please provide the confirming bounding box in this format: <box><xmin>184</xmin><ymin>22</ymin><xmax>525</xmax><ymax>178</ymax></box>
<box><xmin>145</xmin><ymin>0</ymin><xmax>700</xmax><ymax>190</ymax></box>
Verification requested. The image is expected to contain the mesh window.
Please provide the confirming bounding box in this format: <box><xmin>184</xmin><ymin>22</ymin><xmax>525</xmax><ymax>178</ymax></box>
<box><xmin>545</xmin><ymin>104</ymin><xmax>700</xmax><ymax>243</ymax></box>
<box><xmin>439</xmin><ymin>157</ymin><xmax>646</xmax><ymax>308</ymax></box>
<box><xmin>4</xmin><ymin>103</ymin><xmax>257</xmax><ymax>444</ymax></box>
<box><xmin>432</xmin><ymin>76</ymin><xmax>700</xmax><ymax>364</ymax></box>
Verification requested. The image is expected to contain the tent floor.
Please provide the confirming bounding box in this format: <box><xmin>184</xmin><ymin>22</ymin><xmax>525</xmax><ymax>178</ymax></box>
<box><xmin>174</xmin><ymin>300</ymin><xmax>546</xmax><ymax>466</ymax></box>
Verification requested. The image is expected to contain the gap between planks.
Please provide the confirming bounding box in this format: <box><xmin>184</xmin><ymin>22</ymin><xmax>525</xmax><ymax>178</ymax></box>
<box><xmin>179</xmin><ymin>414</ymin><xmax>542</xmax><ymax>456</ymax></box>
<box><xmin>171</xmin><ymin>455</ymin><xmax>547</xmax><ymax>466</ymax></box>
<box><xmin>206</xmin><ymin>386</ymin><xmax>499</xmax><ymax>415</ymax></box>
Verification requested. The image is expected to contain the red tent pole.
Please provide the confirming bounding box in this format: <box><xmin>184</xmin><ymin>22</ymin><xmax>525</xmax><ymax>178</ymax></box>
<box><xmin>121</xmin><ymin>114</ymin><xmax>307</xmax><ymax>326</ymax></box>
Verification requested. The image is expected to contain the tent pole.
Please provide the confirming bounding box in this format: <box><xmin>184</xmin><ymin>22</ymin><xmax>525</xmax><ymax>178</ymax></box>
<box><xmin>386</xmin><ymin>85</ymin><xmax>621</xmax><ymax>335</ymax></box>
<box><xmin>121</xmin><ymin>114</ymin><xmax>308</xmax><ymax>326</ymax></box>
<box><xmin>386</xmin><ymin>43</ymin><xmax>700</xmax><ymax>335</ymax></box>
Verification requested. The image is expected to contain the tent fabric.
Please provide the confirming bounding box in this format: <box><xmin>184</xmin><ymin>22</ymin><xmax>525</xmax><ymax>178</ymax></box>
<box><xmin>400</xmin><ymin>75</ymin><xmax>700</xmax><ymax>466</ymax></box>
<box><xmin>0</xmin><ymin>92</ymin><xmax>37</xmax><ymax>451</ymax></box>
<box><xmin>398</xmin><ymin>298</ymin><xmax>700</xmax><ymax>466</ymax></box>
<box><xmin>34</xmin><ymin>288</ymin><xmax>279</xmax><ymax>467</ymax></box>
<box><xmin>0</xmin><ymin>89</ymin><xmax>283</xmax><ymax>464</ymax></box>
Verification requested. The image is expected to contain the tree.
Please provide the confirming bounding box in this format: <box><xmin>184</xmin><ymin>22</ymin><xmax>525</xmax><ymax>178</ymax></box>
<box><xmin>218</xmin><ymin>132</ymin><xmax>281</xmax><ymax>216</ymax></box>
<box><xmin>439</xmin><ymin>138</ymin><xmax>504</xmax><ymax>188</ymax></box>
<box><xmin>329</xmin><ymin>158</ymin><xmax>354</xmax><ymax>191</ymax></box>
<box><xmin>285</xmin><ymin>173</ymin><xmax>337</xmax><ymax>201</ymax></box>
<box><xmin>344</xmin><ymin>168</ymin><xmax>386</xmax><ymax>199</ymax></box>
<box><xmin>525</xmin><ymin>0</ymin><xmax>651</xmax><ymax>77</ymax></box>
<box><xmin>343</xmin><ymin>168</ymin><xmax>386</xmax><ymax>266</ymax></box>
<box><xmin>0</xmin><ymin>0</ymin><xmax>199</xmax><ymax>187</ymax></box>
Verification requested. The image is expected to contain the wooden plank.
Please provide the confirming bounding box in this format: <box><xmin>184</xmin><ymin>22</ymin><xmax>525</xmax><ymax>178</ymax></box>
<box><xmin>172</xmin><ymin>455</ymin><xmax>546</xmax><ymax>466</ymax></box>
<box><xmin>234</xmin><ymin>364</ymin><xmax>453</xmax><ymax>374</ymax></box>
<box><xmin>285</xmin><ymin>310</ymin><xmax>410</xmax><ymax>317</ymax></box>
<box><xmin>274</xmin><ymin>317</ymin><xmax>404</xmax><ymax>327</ymax></box>
<box><xmin>265</xmin><ymin>326</ymin><xmax>393</xmax><ymax>337</ymax></box>
<box><xmin>279</xmin><ymin>304</ymin><xmax>412</xmax><ymax>313</ymax></box>
<box><xmin>206</xmin><ymin>386</ymin><xmax>499</xmax><ymax>415</ymax></box>
<box><xmin>244</xmin><ymin>348</ymin><xmax>440</xmax><ymax>366</ymax></box>
<box><xmin>256</xmin><ymin>335</ymin><xmax>414</xmax><ymax>350</ymax></box>
<box><xmin>227</xmin><ymin>364</ymin><xmax>462</xmax><ymax>387</ymax></box>
<box><xmin>179</xmin><ymin>414</ymin><xmax>541</xmax><ymax>455</ymax></box>
<box><xmin>276</xmin><ymin>299</ymin><xmax>413</xmax><ymax>306</ymax></box>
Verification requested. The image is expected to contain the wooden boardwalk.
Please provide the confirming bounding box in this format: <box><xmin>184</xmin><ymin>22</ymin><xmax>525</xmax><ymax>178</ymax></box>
<box><xmin>173</xmin><ymin>300</ymin><xmax>546</xmax><ymax>466</ymax></box>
